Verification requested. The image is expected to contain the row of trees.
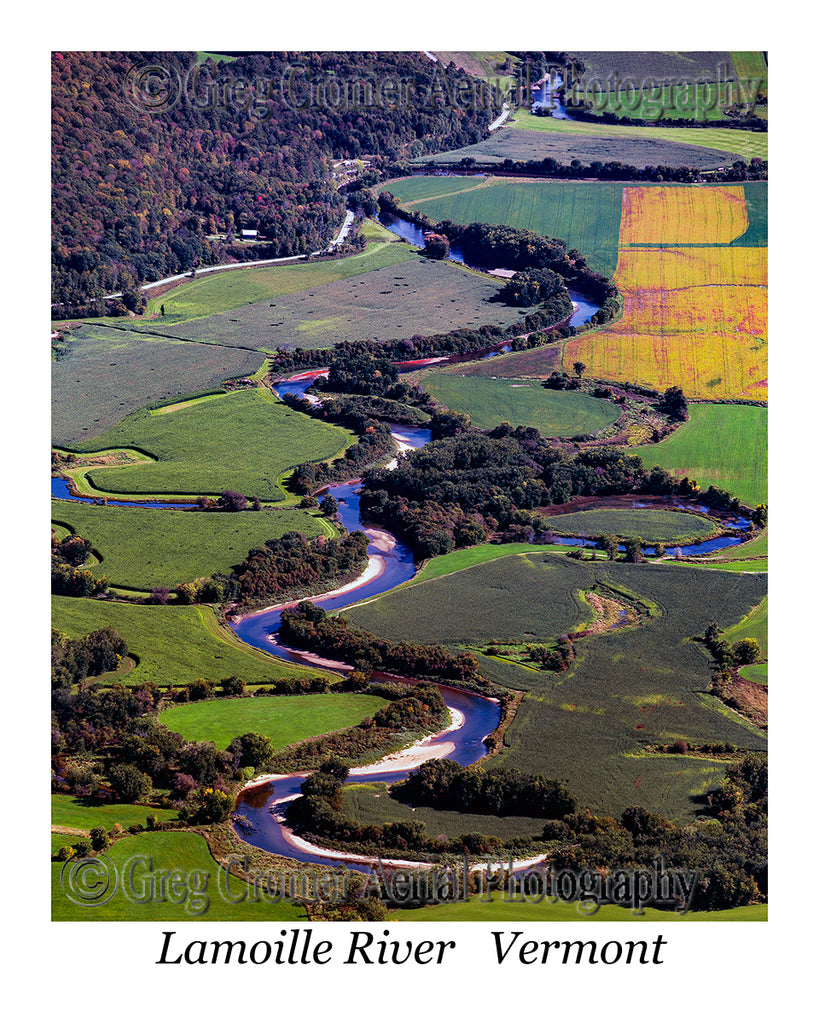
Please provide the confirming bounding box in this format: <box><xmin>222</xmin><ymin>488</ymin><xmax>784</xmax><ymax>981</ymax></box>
<box><xmin>393</xmin><ymin>760</ymin><xmax>577</xmax><ymax>818</ymax></box>
<box><xmin>231</xmin><ymin>530</ymin><xmax>370</xmax><ymax>611</ymax></box>
<box><xmin>279</xmin><ymin>601</ymin><xmax>481</xmax><ymax>682</ymax></box>
<box><xmin>418</xmin><ymin>156</ymin><xmax>767</xmax><ymax>184</ymax></box>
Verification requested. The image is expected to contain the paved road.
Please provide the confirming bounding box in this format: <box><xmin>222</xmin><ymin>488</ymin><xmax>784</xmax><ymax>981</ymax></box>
<box><xmin>103</xmin><ymin>209</ymin><xmax>355</xmax><ymax>300</ymax></box>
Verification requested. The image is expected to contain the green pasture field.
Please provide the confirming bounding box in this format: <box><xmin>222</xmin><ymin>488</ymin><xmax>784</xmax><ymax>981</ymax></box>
<box><xmin>52</xmin><ymin>324</ymin><xmax>263</xmax><ymax>446</ymax></box>
<box><xmin>723</xmin><ymin>595</ymin><xmax>768</xmax><ymax>659</ymax></box>
<box><xmin>51</xmin><ymin>596</ymin><xmax>332</xmax><ymax>688</ymax></box>
<box><xmin>50</xmin><ymin>502</ymin><xmax>326</xmax><ymax>591</ymax></box>
<box><xmin>52</xmin><ymin>794</ymin><xmax>178</xmax><ymax>832</ymax></box>
<box><xmin>732</xmin><ymin>181</ymin><xmax>768</xmax><ymax>246</ymax></box>
<box><xmin>383</xmin><ymin>176</ymin><xmax>624</xmax><ymax>277</ymax></box>
<box><xmin>52</xmin><ymin>831</ymin><xmax>306</xmax><ymax>922</ymax></box>
<box><xmin>393</xmin><ymin>895</ymin><xmax>766</xmax><ymax>923</ymax></box>
<box><xmin>416</xmin><ymin>127</ymin><xmax>742</xmax><ymax>172</ymax></box>
<box><xmin>567</xmin><ymin>51</ymin><xmax>765</xmax><ymax>123</ymax></box>
<box><xmin>349</xmin><ymin>554</ymin><xmax>766</xmax><ymax>819</ymax></box>
<box><xmin>423</xmin><ymin>374</ymin><xmax>620</xmax><ymax>436</ymax></box>
<box><xmin>144</xmin><ymin>237</ymin><xmax>417</xmax><ymax>321</ymax></box>
<box><xmin>431</xmin><ymin>50</ymin><xmax>520</xmax><ymax>82</ymax></box>
<box><xmin>637</xmin><ymin>403</ymin><xmax>767</xmax><ymax>508</ymax></box>
<box><xmin>196</xmin><ymin>52</ymin><xmax>237</xmax><ymax>63</ymax></box>
<box><xmin>502</xmin><ymin>113</ymin><xmax>768</xmax><ymax>162</ymax></box>
<box><xmin>159</xmin><ymin>693</ymin><xmax>388</xmax><ymax>752</ymax></box>
<box><xmin>66</xmin><ymin>388</ymin><xmax>352</xmax><ymax>502</ymax></box>
<box><xmin>161</xmin><ymin>257</ymin><xmax>538</xmax><ymax>352</ymax></box>
<box><xmin>543</xmin><ymin>508</ymin><xmax>716</xmax><ymax>543</ymax></box>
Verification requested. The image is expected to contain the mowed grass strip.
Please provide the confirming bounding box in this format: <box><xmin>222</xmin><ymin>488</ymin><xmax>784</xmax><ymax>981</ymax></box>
<box><xmin>544</xmin><ymin>508</ymin><xmax>716</xmax><ymax>543</ymax></box>
<box><xmin>502</xmin><ymin>111</ymin><xmax>768</xmax><ymax>162</ymax></box>
<box><xmin>637</xmin><ymin>403</ymin><xmax>767</xmax><ymax>507</ymax></box>
<box><xmin>70</xmin><ymin>388</ymin><xmax>352</xmax><ymax>502</ymax></box>
<box><xmin>423</xmin><ymin>374</ymin><xmax>619</xmax><ymax>436</ymax></box>
<box><xmin>144</xmin><ymin>237</ymin><xmax>417</xmax><ymax>320</ymax></box>
<box><xmin>52</xmin><ymin>596</ymin><xmax>330</xmax><ymax>687</ymax></box>
<box><xmin>620</xmin><ymin>185</ymin><xmax>748</xmax><ymax>244</ymax></box>
<box><xmin>52</xmin><ymin>831</ymin><xmax>306</xmax><ymax>922</ymax></box>
<box><xmin>383</xmin><ymin>176</ymin><xmax>625</xmax><ymax>277</ymax></box>
<box><xmin>51</xmin><ymin>502</ymin><xmax>326</xmax><ymax>591</ymax></box>
<box><xmin>159</xmin><ymin>693</ymin><xmax>387</xmax><ymax>752</ymax></box>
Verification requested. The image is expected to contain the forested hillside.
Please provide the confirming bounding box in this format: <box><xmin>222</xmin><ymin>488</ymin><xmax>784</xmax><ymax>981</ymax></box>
<box><xmin>52</xmin><ymin>51</ymin><xmax>496</xmax><ymax>310</ymax></box>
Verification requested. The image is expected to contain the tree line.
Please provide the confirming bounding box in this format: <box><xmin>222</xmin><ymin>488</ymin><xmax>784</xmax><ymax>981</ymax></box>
<box><xmin>279</xmin><ymin>601</ymin><xmax>481</xmax><ymax>682</ymax></box>
<box><xmin>357</xmin><ymin>426</ymin><xmax>700</xmax><ymax>559</ymax></box>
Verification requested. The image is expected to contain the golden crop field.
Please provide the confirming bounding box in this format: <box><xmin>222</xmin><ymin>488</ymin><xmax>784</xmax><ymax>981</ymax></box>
<box><xmin>615</xmin><ymin>245</ymin><xmax>767</xmax><ymax>289</ymax></box>
<box><xmin>563</xmin><ymin>243</ymin><xmax>767</xmax><ymax>401</ymax></box>
<box><xmin>619</xmin><ymin>185</ymin><xmax>749</xmax><ymax>244</ymax></box>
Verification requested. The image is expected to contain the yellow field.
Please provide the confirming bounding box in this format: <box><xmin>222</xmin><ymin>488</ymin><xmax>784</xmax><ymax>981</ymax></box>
<box><xmin>564</xmin><ymin>245</ymin><xmax>767</xmax><ymax>401</ymax></box>
<box><xmin>620</xmin><ymin>185</ymin><xmax>749</xmax><ymax>244</ymax></box>
<box><xmin>616</xmin><ymin>246</ymin><xmax>767</xmax><ymax>290</ymax></box>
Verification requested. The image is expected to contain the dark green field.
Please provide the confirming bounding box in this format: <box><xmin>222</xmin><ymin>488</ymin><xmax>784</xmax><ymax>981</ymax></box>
<box><xmin>384</xmin><ymin>176</ymin><xmax>625</xmax><ymax>276</ymax></box>
<box><xmin>543</xmin><ymin>508</ymin><xmax>716</xmax><ymax>543</ymax></box>
<box><xmin>51</xmin><ymin>501</ymin><xmax>326</xmax><ymax>591</ymax></box>
<box><xmin>732</xmin><ymin>182</ymin><xmax>768</xmax><ymax>247</ymax></box>
<box><xmin>637</xmin><ymin>403</ymin><xmax>767</xmax><ymax>508</ymax></box>
<box><xmin>52</xmin><ymin>324</ymin><xmax>262</xmax><ymax>446</ymax></box>
<box><xmin>51</xmin><ymin>596</ymin><xmax>331</xmax><ymax>687</ymax></box>
<box><xmin>414</xmin><ymin>129</ymin><xmax>740</xmax><ymax>173</ymax></box>
<box><xmin>66</xmin><ymin>388</ymin><xmax>351</xmax><ymax>502</ymax></box>
<box><xmin>423</xmin><ymin>373</ymin><xmax>620</xmax><ymax>436</ymax></box>
<box><xmin>159</xmin><ymin>693</ymin><xmax>387</xmax><ymax>751</ymax></box>
<box><xmin>343</xmin><ymin>782</ymin><xmax>549</xmax><ymax>842</ymax></box>
<box><xmin>349</xmin><ymin>553</ymin><xmax>767</xmax><ymax>819</ymax></box>
<box><xmin>161</xmin><ymin>258</ymin><xmax>539</xmax><ymax>352</ymax></box>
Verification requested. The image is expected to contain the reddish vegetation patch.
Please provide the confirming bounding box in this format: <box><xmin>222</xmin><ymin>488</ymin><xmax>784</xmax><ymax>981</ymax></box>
<box><xmin>711</xmin><ymin>669</ymin><xmax>768</xmax><ymax>730</ymax></box>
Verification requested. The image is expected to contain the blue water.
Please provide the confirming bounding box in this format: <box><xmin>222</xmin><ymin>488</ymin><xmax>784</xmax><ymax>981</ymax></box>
<box><xmin>531</xmin><ymin>72</ymin><xmax>572</xmax><ymax>119</ymax></box>
<box><xmin>51</xmin><ymin>476</ymin><xmax>197</xmax><ymax>509</ymax></box>
<box><xmin>550</xmin><ymin>534</ymin><xmax>745</xmax><ymax>557</ymax></box>
<box><xmin>233</xmin><ymin>684</ymin><xmax>502</xmax><ymax>869</ymax></box>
